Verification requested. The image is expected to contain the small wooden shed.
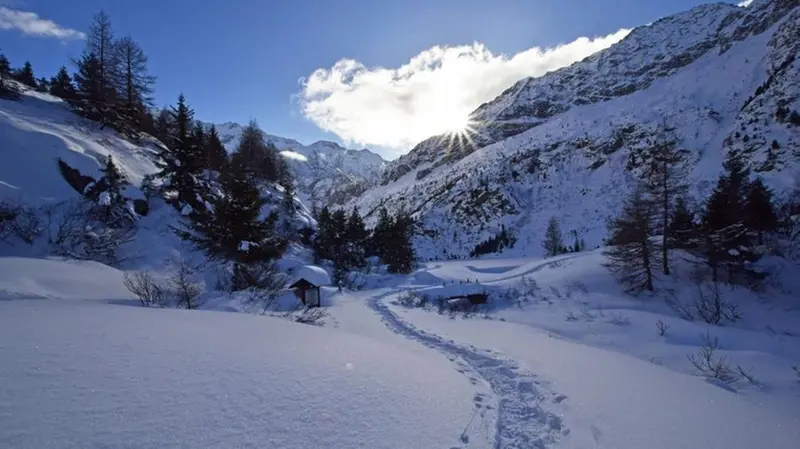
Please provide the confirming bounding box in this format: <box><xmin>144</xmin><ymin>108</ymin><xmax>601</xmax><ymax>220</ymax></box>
<box><xmin>288</xmin><ymin>265</ymin><xmax>331</xmax><ymax>308</ymax></box>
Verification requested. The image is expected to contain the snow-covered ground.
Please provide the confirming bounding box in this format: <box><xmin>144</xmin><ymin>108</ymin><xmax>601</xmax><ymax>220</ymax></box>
<box><xmin>2</xmin><ymin>252</ymin><xmax>798</xmax><ymax>448</ymax></box>
<box><xmin>0</xmin><ymin>258</ymin><xmax>485</xmax><ymax>449</ymax></box>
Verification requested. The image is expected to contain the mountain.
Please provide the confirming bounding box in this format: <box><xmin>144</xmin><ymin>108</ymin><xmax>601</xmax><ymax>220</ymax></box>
<box><xmin>212</xmin><ymin>122</ymin><xmax>387</xmax><ymax>211</ymax></box>
<box><xmin>354</xmin><ymin>0</ymin><xmax>800</xmax><ymax>260</ymax></box>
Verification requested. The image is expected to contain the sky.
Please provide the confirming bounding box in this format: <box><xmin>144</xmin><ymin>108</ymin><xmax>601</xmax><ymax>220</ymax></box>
<box><xmin>0</xmin><ymin>0</ymin><xmax>750</xmax><ymax>159</ymax></box>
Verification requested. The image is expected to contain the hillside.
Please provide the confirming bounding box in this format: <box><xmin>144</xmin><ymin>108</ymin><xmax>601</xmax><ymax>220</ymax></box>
<box><xmin>213</xmin><ymin>122</ymin><xmax>386</xmax><ymax>209</ymax></box>
<box><xmin>0</xmin><ymin>86</ymin><xmax>314</xmax><ymax>266</ymax></box>
<box><xmin>354</xmin><ymin>0</ymin><xmax>800</xmax><ymax>260</ymax></box>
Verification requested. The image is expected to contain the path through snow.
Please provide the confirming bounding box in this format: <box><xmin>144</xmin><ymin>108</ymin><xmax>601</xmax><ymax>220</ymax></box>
<box><xmin>369</xmin><ymin>291</ymin><xmax>567</xmax><ymax>449</ymax></box>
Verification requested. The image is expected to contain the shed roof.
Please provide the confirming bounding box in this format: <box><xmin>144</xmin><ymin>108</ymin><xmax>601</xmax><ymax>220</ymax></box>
<box><xmin>290</xmin><ymin>265</ymin><xmax>331</xmax><ymax>287</ymax></box>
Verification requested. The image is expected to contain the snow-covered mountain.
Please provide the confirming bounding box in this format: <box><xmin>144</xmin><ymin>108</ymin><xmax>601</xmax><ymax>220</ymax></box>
<box><xmin>212</xmin><ymin>122</ymin><xmax>387</xmax><ymax>209</ymax></box>
<box><xmin>355</xmin><ymin>0</ymin><xmax>800</xmax><ymax>260</ymax></box>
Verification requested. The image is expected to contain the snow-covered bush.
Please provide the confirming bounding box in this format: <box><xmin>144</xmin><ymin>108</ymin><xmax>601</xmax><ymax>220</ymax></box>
<box><xmin>41</xmin><ymin>199</ymin><xmax>136</xmax><ymax>266</ymax></box>
<box><xmin>238</xmin><ymin>262</ymin><xmax>288</xmax><ymax>314</ymax></box>
<box><xmin>0</xmin><ymin>200</ymin><xmax>41</xmax><ymax>244</ymax></box>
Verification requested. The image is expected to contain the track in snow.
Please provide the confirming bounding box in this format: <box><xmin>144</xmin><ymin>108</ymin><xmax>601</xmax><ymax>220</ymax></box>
<box><xmin>369</xmin><ymin>292</ymin><xmax>567</xmax><ymax>449</ymax></box>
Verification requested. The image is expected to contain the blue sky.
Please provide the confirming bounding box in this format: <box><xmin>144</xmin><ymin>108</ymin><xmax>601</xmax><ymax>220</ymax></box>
<box><xmin>1</xmin><ymin>0</ymin><xmax>728</xmax><ymax>158</ymax></box>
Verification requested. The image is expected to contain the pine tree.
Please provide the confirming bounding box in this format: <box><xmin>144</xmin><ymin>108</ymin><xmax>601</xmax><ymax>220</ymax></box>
<box><xmin>668</xmin><ymin>196</ymin><xmax>695</xmax><ymax>248</ymax></box>
<box><xmin>605</xmin><ymin>185</ymin><xmax>658</xmax><ymax>293</ymax></box>
<box><xmin>114</xmin><ymin>36</ymin><xmax>155</xmax><ymax>133</ymax></box>
<box><xmin>204</xmin><ymin>125</ymin><xmax>228</xmax><ymax>172</ymax></box>
<box><xmin>0</xmin><ymin>50</ymin><xmax>17</xmax><ymax>99</ymax></box>
<box><xmin>75</xmin><ymin>11</ymin><xmax>119</xmax><ymax>126</ymax></box>
<box><xmin>71</xmin><ymin>52</ymin><xmax>104</xmax><ymax>121</ymax></box>
<box><xmin>701</xmin><ymin>152</ymin><xmax>751</xmax><ymax>281</ymax></box>
<box><xmin>12</xmin><ymin>61</ymin><xmax>36</xmax><ymax>88</ymax></box>
<box><xmin>346</xmin><ymin>207</ymin><xmax>369</xmax><ymax>269</ymax></box>
<box><xmin>385</xmin><ymin>212</ymin><xmax>414</xmax><ymax>274</ymax></box>
<box><xmin>49</xmin><ymin>66</ymin><xmax>77</xmax><ymax>101</ymax></box>
<box><xmin>35</xmin><ymin>77</ymin><xmax>49</xmax><ymax>93</ymax></box>
<box><xmin>542</xmin><ymin>217</ymin><xmax>564</xmax><ymax>257</ymax></box>
<box><xmin>179</xmin><ymin>156</ymin><xmax>285</xmax><ymax>290</ymax></box>
<box><xmin>643</xmin><ymin>136</ymin><xmax>687</xmax><ymax>275</ymax></box>
<box><xmin>90</xmin><ymin>155</ymin><xmax>130</xmax><ymax>225</ymax></box>
<box><xmin>313</xmin><ymin>206</ymin><xmax>334</xmax><ymax>262</ymax></box>
<box><xmin>153</xmin><ymin>107</ymin><xmax>172</xmax><ymax>144</ymax></box>
<box><xmin>743</xmin><ymin>177</ymin><xmax>777</xmax><ymax>244</ymax></box>
<box><xmin>0</xmin><ymin>52</ymin><xmax>9</xmax><ymax>77</ymax></box>
<box><xmin>154</xmin><ymin>94</ymin><xmax>201</xmax><ymax>208</ymax></box>
<box><xmin>371</xmin><ymin>207</ymin><xmax>393</xmax><ymax>258</ymax></box>
<box><xmin>330</xmin><ymin>209</ymin><xmax>350</xmax><ymax>282</ymax></box>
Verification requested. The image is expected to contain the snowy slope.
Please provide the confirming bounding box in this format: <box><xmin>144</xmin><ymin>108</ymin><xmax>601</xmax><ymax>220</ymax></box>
<box><xmin>354</xmin><ymin>0</ymin><xmax>800</xmax><ymax>260</ymax></box>
<box><xmin>358</xmin><ymin>250</ymin><xmax>800</xmax><ymax>449</ymax></box>
<box><xmin>0</xmin><ymin>88</ymin><xmax>161</xmax><ymax>204</ymax></box>
<box><xmin>213</xmin><ymin>122</ymin><xmax>387</xmax><ymax>208</ymax></box>
<box><xmin>0</xmin><ymin>260</ymin><xmax>481</xmax><ymax>449</ymax></box>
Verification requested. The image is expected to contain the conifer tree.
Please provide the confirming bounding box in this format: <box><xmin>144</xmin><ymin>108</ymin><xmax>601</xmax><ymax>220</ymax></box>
<box><xmin>0</xmin><ymin>52</ymin><xmax>9</xmax><ymax>78</ymax></box>
<box><xmin>743</xmin><ymin>177</ymin><xmax>777</xmax><ymax>244</ymax></box>
<box><xmin>313</xmin><ymin>206</ymin><xmax>334</xmax><ymax>262</ymax></box>
<box><xmin>329</xmin><ymin>209</ymin><xmax>350</xmax><ymax>282</ymax></box>
<box><xmin>153</xmin><ymin>107</ymin><xmax>172</xmax><ymax>144</ymax></box>
<box><xmin>49</xmin><ymin>66</ymin><xmax>77</xmax><ymax>101</ymax></box>
<box><xmin>36</xmin><ymin>77</ymin><xmax>49</xmax><ymax>93</ymax></box>
<box><xmin>346</xmin><ymin>207</ymin><xmax>369</xmax><ymax>269</ymax></box>
<box><xmin>88</xmin><ymin>155</ymin><xmax>130</xmax><ymax>224</ymax></box>
<box><xmin>605</xmin><ymin>185</ymin><xmax>658</xmax><ymax>293</ymax></box>
<box><xmin>542</xmin><ymin>217</ymin><xmax>564</xmax><ymax>257</ymax></box>
<box><xmin>114</xmin><ymin>36</ymin><xmax>155</xmax><ymax>132</ymax></box>
<box><xmin>668</xmin><ymin>196</ymin><xmax>695</xmax><ymax>248</ymax></box>
<box><xmin>385</xmin><ymin>212</ymin><xmax>414</xmax><ymax>274</ymax></box>
<box><xmin>371</xmin><ymin>207</ymin><xmax>393</xmax><ymax>258</ymax></box>
<box><xmin>0</xmin><ymin>51</ymin><xmax>16</xmax><ymax>99</ymax></box>
<box><xmin>204</xmin><ymin>125</ymin><xmax>228</xmax><ymax>172</ymax></box>
<box><xmin>12</xmin><ymin>61</ymin><xmax>36</xmax><ymax>88</ymax></box>
<box><xmin>178</xmin><ymin>155</ymin><xmax>285</xmax><ymax>290</ymax></box>
<box><xmin>154</xmin><ymin>94</ymin><xmax>201</xmax><ymax>208</ymax></box>
<box><xmin>72</xmin><ymin>52</ymin><xmax>104</xmax><ymax>120</ymax></box>
<box><xmin>643</xmin><ymin>136</ymin><xmax>687</xmax><ymax>275</ymax></box>
<box><xmin>701</xmin><ymin>151</ymin><xmax>751</xmax><ymax>280</ymax></box>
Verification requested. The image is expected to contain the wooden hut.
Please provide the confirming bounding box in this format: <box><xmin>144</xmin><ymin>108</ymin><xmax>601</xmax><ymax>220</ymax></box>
<box><xmin>288</xmin><ymin>265</ymin><xmax>330</xmax><ymax>308</ymax></box>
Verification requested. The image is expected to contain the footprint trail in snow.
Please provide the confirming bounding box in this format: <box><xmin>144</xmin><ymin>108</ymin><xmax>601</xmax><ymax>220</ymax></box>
<box><xmin>369</xmin><ymin>294</ymin><xmax>567</xmax><ymax>449</ymax></box>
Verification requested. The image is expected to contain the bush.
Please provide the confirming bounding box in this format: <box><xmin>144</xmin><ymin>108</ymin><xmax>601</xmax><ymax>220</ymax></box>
<box><xmin>687</xmin><ymin>332</ymin><xmax>737</xmax><ymax>383</ymax></box>
<box><xmin>123</xmin><ymin>271</ymin><xmax>166</xmax><ymax>307</ymax></box>
<box><xmin>41</xmin><ymin>199</ymin><xmax>136</xmax><ymax>266</ymax></box>
<box><xmin>0</xmin><ymin>201</ymin><xmax>42</xmax><ymax>244</ymax></box>
<box><xmin>238</xmin><ymin>262</ymin><xmax>287</xmax><ymax>314</ymax></box>
<box><xmin>168</xmin><ymin>257</ymin><xmax>203</xmax><ymax>310</ymax></box>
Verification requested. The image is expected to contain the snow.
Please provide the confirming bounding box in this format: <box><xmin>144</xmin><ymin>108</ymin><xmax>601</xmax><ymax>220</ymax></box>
<box><xmin>1</xmin><ymin>250</ymin><xmax>799</xmax><ymax>448</ymax></box>
<box><xmin>0</xmin><ymin>87</ymin><xmax>160</xmax><ymax>205</ymax></box>
<box><xmin>0</xmin><ymin>300</ymin><xmax>477</xmax><ymax>449</ymax></box>
<box><xmin>280</xmin><ymin>149</ymin><xmax>308</xmax><ymax>162</ymax></box>
<box><xmin>292</xmin><ymin>264</ymin><xmax>331</xmax><ymax>286</ymax></box>
<box><xmin>98</xmin><ymin>191</ymin><xmax>111</xmax><ymax>206</ymax></box>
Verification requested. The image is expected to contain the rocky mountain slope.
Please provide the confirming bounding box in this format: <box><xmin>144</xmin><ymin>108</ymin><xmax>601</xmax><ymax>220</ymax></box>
<box><xmin>213</xmin><ymin>122</ymin><xmax>386</xmax><ymax>210</ymax></box>
<box><xmin>354</xmin><ymin>0</ymin><xmax>800</xmax><ymax>260</ymax></box>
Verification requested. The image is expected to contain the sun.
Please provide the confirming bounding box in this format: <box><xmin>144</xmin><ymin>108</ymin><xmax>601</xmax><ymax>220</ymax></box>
<box><xmin>442</xmin><ymin>113</ymin><xmax>471</xmax><ymax>135</ymax></box>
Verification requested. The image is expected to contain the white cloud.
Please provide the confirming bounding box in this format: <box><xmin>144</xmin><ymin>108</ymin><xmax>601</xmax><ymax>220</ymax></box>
<box><xmin>0</xmin><ymin>6</ymin><xmax>85</xmax><ymax>40</ymax></box>
<box><xmin>737</xmin><ymin>0</ymin><xmax>753</xmax><ymax>7</ymax></box>
<box><xmin>299</xmin><ymin>28</ymin><xmax>630</xmax><ymax>154</ymax></box>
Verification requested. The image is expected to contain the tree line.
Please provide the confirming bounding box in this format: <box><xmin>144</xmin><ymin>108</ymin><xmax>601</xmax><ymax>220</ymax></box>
<box><xmin>604</xmin><ymin>130</ymin><xmax>788</xmax><ymax>293</ymax></box>
<box><xmin>1</xmin><ymin>12</ymin><xmax>156</xmax><ymax>137</ymax></box>
<box><xmin>314</xmin><ymin>206</ymin><xmax>415</xmax><ymax>281</ymax></box>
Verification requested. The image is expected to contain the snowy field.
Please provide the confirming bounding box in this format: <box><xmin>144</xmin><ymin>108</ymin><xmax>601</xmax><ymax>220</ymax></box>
<box><xmin>2</xmin><ymin>252</ymin><xmax>799</xmax><ymax>448</ymax></box>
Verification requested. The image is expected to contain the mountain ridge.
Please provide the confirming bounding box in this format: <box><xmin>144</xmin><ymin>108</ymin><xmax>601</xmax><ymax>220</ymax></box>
<box><xmin>353</xmin><ymin>0</ymin><xmax>800</xmax><ymax>260</ymax></box>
